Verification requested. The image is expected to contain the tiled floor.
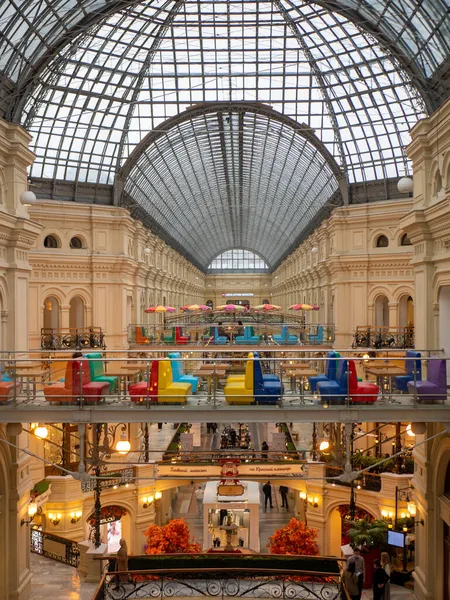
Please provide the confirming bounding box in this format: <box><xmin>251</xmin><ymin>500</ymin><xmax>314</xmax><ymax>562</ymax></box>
<box><xmin>30</xmin><ymin>553</ymin><xmax>97</xmax><ymax>600</ymax></box>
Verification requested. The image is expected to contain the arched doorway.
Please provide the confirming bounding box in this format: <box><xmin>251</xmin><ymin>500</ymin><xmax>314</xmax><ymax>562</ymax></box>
<box><xmin>87</xmin><ymin>505</ymin><xmax>130</xmax><ymax>553</ymax></box>
<box><xmin>69</xmin><ymin>296</ymin><xmax>85</xmax><ymax>330</ymax></box>
<box><xmin>375</xmin><ymin>295</ymin><xmax>389</xmax><ymax>328</ymax></box>
<box><xmin>43</xmin><ymin>296</ymin><xmax>60</xmax><ymax>330</ymax></box>
<box><xmin>399</xmin><ymin>295</ymin><xmax>414</xmax><ymax>328</ymax></box>
<box><xmin>327</xmin><ymin>503</ymin><xmax>375</xmax><ymax>556</ymax></box>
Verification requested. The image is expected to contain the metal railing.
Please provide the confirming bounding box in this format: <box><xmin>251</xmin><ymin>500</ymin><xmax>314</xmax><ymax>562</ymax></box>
<box><xmin>91</xmin><ymin>565</ymin><xmax>342</xmax><ymax>600</ymax></box>
<box><xmin>128</xmin><ymin>322</ymin><xmax>335</xmax><ymax>346</ymax></box>
<box><xmin>0</xmin><ymin>350</ymin><xmax>446</xmax><ymax>415</ymax></box>
<box><xmin>30</xmin><ymin>528</ymin><xmax>80</xmax><ymax>567</ymax></box>
<box><xmin>352</xmin><ymin>326</ymin><xmax>414</xmax><ymax>349</ymax></box>
<box><xmin>41</xmin><ymin>327</ymin><xmax>106</xmax><ymax>350</ymax></box>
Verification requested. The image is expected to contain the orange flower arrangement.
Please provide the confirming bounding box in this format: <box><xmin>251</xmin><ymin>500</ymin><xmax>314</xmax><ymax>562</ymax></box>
<box><xmin>144</xmin><ymin>518</ymin><xmax>201</xmax><ymax>554</ymax></box>
<box><xmin>267</xmin><ymin>517</ymin><xmax>319</xmax><ymax>556</ymax></box>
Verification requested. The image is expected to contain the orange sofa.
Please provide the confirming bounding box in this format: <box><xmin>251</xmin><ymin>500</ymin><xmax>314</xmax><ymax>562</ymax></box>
<box><xmin>44</xmin><ymin>359</ymin><xmax>110</xmax><ymax>404</ymax></box>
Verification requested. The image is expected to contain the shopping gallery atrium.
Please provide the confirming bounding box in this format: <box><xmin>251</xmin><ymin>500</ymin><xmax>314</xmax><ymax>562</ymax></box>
<box><xmin>1</xmin><ymin>0</ymin><xmax>450</xmax><ymax>599</ymax></box>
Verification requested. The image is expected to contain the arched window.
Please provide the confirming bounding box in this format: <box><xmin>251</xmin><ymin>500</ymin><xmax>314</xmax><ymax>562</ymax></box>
<box><xmin>400</xmin><ymin>233</ymin><xmax>412</xmax><ymax>246</ymax></box>
<box><xmin>208</xmin><ymin>249</ymin><xmax>268</xmax><ymax>272</ymax></box>
<box><xmin>44</xmin><ymin>235</ymin><xmax>59</xmax><ymax>248</ymax></box>
<box><xmin>376</xmin><ymin>235</ymin><xmax>389</xmax><ymax>248</ymax></box>
<box><xmin>70</xmin><ymin>236</ymin><xmax>84</xmax><ymax>249</ymax></box>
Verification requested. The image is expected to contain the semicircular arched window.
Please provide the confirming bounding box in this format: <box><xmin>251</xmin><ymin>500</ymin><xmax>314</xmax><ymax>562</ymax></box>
<box><xmin>208</xmin><ymin>249</ymin><xmax>268</xmax><ymax>272</ymax></box>
<box><xmin>376</xmin><ymin>235</ymin><xmax>389</xmax><ymax>248</ymax></box>
<box><xmin>400</xmin><ymin>233</ymin><xmax>412</xmax><ymax>246</ymax></box>
<box><xmin>44</xmin><ymin>235</ymin><xmax>59</xmax><ymax>248</ymax></box>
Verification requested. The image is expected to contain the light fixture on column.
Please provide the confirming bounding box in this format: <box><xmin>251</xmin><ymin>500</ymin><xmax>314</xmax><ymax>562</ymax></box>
<box><xmin>307</xmin><ymin>495</ymin><xmax>319</xmax><ymax>508</ymax></box>
<box><xmin>406</xmin><ymin>424</ymin><xmax>415</xmax><ymax>437</ymax></box>
<box><xmin>21</xmin><ymin>502</ymin><xmax>39</xmax><ymax>526</ymax></box>
<box><xmin>155</xmin><ymin>491</ymin><xmax>162</xmax><ymax>501</ymax></box>
<box><xmin>70</xmin><ymin>510</ymin><xmax>82</xmax><ymax>524</ymax></box>
<box><xmin>407</xmin><ymin>502</ymin><xmax>417</xmax><ymax>517</ymax></box>
<box><xmin>20</xmin><ymin>190</ymin><xmax>37</xmax><ymax>207</ymax></box>
<box><xmin>142</xmin><ymin>495</ymin><xmax>154</xmax><ymax>508</ymax></box>
<box><xmin>34</xmin><ymin>424</ymin><xmax>49</xmax><ymax>439</ymax></box>
<box><xmin>397</xmin><ymin>177</ymin><xmax>413</xmax><ymax>194</ymax></box>
<box><xmin>48</xmin><ymin>512</ymin><xmax>62</xmax><ymax>526</ymax></box>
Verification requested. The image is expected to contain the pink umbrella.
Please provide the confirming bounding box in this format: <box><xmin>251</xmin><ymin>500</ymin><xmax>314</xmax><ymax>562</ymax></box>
<box><xmin>145</xmin><ymin>305</ymin><xmax>176</xmax><ymax>313</ymax></box>
<box><xmin>216</xmin><ymin>304</ymin><xmax>245</xmax><ymax>312</ymax></box>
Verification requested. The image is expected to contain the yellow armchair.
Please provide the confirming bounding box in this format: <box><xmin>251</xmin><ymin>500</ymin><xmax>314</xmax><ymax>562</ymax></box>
<box><xmin>224</xmin><ymin>359</ymin><xmax>254</xmax><ymax>405</ymax></box>
<box><xmin>158</xmin><ymin>360</ymin><xmax>191</xmax><ymax>404</ymax></box>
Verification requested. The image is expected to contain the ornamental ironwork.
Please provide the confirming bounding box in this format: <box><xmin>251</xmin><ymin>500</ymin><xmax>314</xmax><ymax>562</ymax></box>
<box><xmin>30</xmin><ymin>528</ymin><xmax>80</xmax><ymax>568</ymax></box>
<box><xmin>95</xmin><ymin>571</ymin><xmax>341</xmax><ymax>600</ymax></box>
<box><xmin>40</xmin><ymin>327</ymin><xmax>106</xmax><ymax>350</ymax></box>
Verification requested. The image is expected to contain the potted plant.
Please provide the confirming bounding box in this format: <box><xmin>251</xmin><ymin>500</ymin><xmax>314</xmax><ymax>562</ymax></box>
<box><xmin>348</xmin><ymin>516</ymin><xmax>388</xmax><ymax>588</ymax></box>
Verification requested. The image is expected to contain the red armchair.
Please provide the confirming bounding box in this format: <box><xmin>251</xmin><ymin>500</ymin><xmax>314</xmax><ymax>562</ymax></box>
<box><xmin>0</xmin><ymin>376</ymin><xmax>21</xmax><ymax>403</ymax></box>
<box><xmin>175</xmin><ymin>327</ymin><xmax>190</xmax><ymax>344</ymax></box>
<box><xmin>44</xmin><ymin>359</ymin><xmax>110</xmax><ymax>404</ymax></box>
<box><xmin>346</xmin><ymin>359</ymin><xmax>379</xmax><ymax>404</ymax></box>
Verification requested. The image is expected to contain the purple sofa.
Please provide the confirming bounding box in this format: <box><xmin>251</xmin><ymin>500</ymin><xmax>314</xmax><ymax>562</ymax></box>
<box><xmin>407</xmin><ymin>358</ymin><xmax>447</xmax><ymax>403</ymax></box>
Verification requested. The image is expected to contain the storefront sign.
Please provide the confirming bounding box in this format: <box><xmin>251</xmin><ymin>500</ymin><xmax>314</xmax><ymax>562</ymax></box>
<box><xmin>156</xmin><ymin>463</ymin><xmax>307</xmax><ymax>478</ymax></box>
<box><xmin>218</xmin><ymin>484</ymin><xmax>244</xmax><ymax>496</ymax></box>
<box><xmin>239</xmin><ymin>464</ymin><xmax>307</xmax><ymax>477</ymax></box>
<box><xmin>156</xmin><ymin>464</ymin><xmax>222</xmax><ymax>477</ymax></box>
<box><xmin>222</xmin><ymin>293</ymin><xmax>254</xmax><ymax>297</ymax></box>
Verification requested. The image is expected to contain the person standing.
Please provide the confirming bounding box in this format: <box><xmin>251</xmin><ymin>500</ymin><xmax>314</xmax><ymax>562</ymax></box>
<box><xmin>341</xmin><ymin>562</ymin><xmax>359</xmax><ymax>600</ymax></box>
<box><xmin>346</xmin><ymin>548</ymin><xmax>365</xmax><ymax>600</ymax></box>
<box><xmin>262</xmin><ymin>480</ymin><xmax>273</xmax><ymax>512</ymax></box>
<box><xmin>279</xmin><ymin>485</ymin><xmax>289</xmax><ymax>508</ymax></box>
<box><xmin>380</xmin><ymin>552</ymin><xmax>391</xmax><ymax>600</ymax></box>
<box><xmin>261</xmin><ymin>441</ymin><xmax>269</xmax><ymax>461</ymax></box>
<box><xmin>372</xmin><ymin>559</ymin><xmax>389</xmax><ymax>600</ymax></box>
<box><xmin>194</xmin><ymin>486</ymin><xmax>204</xmax><ymax>515</ymax></box>
<box><xmin>114</xmin><ymin>538</ymin><xmax>129</xmax><ymax>590</ymax></box>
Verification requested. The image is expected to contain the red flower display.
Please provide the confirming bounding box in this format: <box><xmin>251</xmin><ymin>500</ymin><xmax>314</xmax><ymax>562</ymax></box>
<box><xmin>87</xmin><ymin>505</ymin><xmax>127</xmax><ymax>526</ymax></box>
<box><xmin>267</xmin><ymin>518</ymin><xmax>319</xmax><ymax>556</ymax></box>
<box><xmin>144</xmin><ymin>518</ymin><xmax>201</xmax><ymax>554</ymax></box>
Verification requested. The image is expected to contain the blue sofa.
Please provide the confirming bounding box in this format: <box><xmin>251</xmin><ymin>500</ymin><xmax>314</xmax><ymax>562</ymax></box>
<box><xmin>253</xmin><ymin>357</ymin><xmax>283</xmax><ymax>404</ymax></box>
<box><xmin>308</xmin><ymin>351</ymin><xmax>340</xmax><ymax>392</ymax></box>
<box><xmin>273</xmin><ymin>325</ymin><xmax>298</xmax><ymax>345</ymax></box>
<box><xmin>168</xmin><ymin>352</ymin><xmax>200</xmax><ymax>393</ymax></box>
<box><xmin>316</xmin><ymin>359</ymin><xmax>348</xmax><ymax>405</ymax></box>
<box><xmin>394</xmin><ymin>350</ymin><xmax>422</xmax><ymax>392</ymax></box>
<box><xmin>308</xmin><ymin>325</ymin><xmax>324</xmax><ymax>345</ymax></box>
<box><xmin>235</xmin><ymin>326</ymin><xmax>259</xmax><ymax>345</ymax></box>
<box><xmin>203</xmin><ymin>326</ymin><xmax>228</xmax><ymax>345</ymax></box>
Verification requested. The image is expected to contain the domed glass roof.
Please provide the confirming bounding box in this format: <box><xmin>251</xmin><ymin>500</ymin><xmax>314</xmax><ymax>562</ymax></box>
<box><xmin>0</xmin><ymin>0</ymin><xmax>446</xmax><ymax>268</ymax></box>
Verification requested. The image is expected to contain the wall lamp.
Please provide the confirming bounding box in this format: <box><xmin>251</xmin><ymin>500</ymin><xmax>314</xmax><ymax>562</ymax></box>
<box><xmin>308</xmin><ymin>495</ymin><xmax>319</xmax><ymax>508</ymax></box>
<box><xmin>415</xmin><ymin>519</ymin><xmax>425</xmax><ymax>527</ymax></box>
<box><xmin>21</xmin><ymin>502</ymin><xmax>40</xmax><ymax>526</ymax></box>
<box><xmin>155</xmin><ymin>491</ymin><xmax>162</xmax><ymax>501</ymax></box>
<box><xmin>48</xmin><ymin>513</ymin><xmax>62</xmax><ymax>526</ymax></box>
<box><xmin>142</xmin><ymin>495</ymin><xmax>154</xmax><ymax>508</ymax></box>
<box><xmin>70</xmin><ymin>510</ymin><xmax>82</xmax><ymax>524</ymax></box>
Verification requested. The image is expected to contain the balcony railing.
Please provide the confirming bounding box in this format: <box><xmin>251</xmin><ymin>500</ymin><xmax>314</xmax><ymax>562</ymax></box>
<box><xmin>30</xmin><ymin>528</ymin><xmax>80</xmax><ymax>567</ymax></box>
<box><xmin>92</xmin><ymin>558</ymin><xmax>342</xmax><ymax>600</ymax></box>
<box><xmin>40</xmin><ymin>327</ymin><xmax>106</xmax><ymax>350</ymax></box>
<box><xmin>128</xmin><ymin>322</ymin><xmax>335</xmax><ymax>346</ymax></box>
<box><xmin>0</xmin><ymin>351</ymin><xmax>446</xmax><ymax>420</ymax></box>
<box><xmin>352</xmin><ymin>326</ymin><xmax>414</xmax><ymax>349</ymax></box>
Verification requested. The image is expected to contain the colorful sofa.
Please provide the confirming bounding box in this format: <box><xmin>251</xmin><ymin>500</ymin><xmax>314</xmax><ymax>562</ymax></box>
<box><xmin>407</xmin><ymin>358</ymin><xmax>447</xmax><ymax>403</ymax></box>
<box><xmin>0</xmin><ymin>375</ymin><xmax>21</xmax><ymax>403</ymax></box>
<box><xmin>227</xmin><ymin>352</ymin><xmax>278</xmax><ymax>384</ymax></box>
<box><xmin>273</xmin><ymin>325</ymin><xmax>298</xmax><ymax>345</ymax></box>
<box><xmin>168</xmin><ymin>352</ymin><xmax>199</xmax><ymax>393</ymax></box>
<box><xmin>224</xmin><ymin>359</ymin><xmax>254</xmax><ymax>404</ymax></box>
<box><xmin>317</xmin><ymin>359</ymin><xmax>378</xmax><ymax>405</ymax></box>
<box><xmin>253</xmin><ymin>358</ymin><xmax>283</xmax><ymax>404</ymax></box>
<box><xmin>203</xmin><ymin>326</ymin><xmax>228</xmax><ymax>345</ymax></box>
<box><xmin>308</xmin><ymin>351</ymin><xmax>340</xmax><ymax>392</ymax></box>
<box><xmin>136</xmin><ymin>326</ymin><xmax>149</xmax><ymax>344</ymax></box>
<box><xmin>129</xmin><ymin>359</ymin><xmax>191</xmax><ymax>404</ymax></box>
<box><xmin>235</xmin><ymin>326</ymin><xmax>259</xmax><ymax>345</ymax></box>
<box><xmin>85</xmin><ymin>353</ymin><xmax>118</xmax><ymax>393</ymax></box>
<box><xmin>308</xmin><ymin>325</ymin><xmax>324</xmax><ymax>345</ymax></box>
<box><xmin>162</xmin><ymin>327</ymin><xmax>189</xmax><ymax>344</ymax></box>
<box><xmin>394</xmin><ymin>350</ymin><xmax>422</xmax><ymax>392</ymax></box>
<box><xmin>44</xmin><ymin>359</ymin><xmax>110</xmax><ymax>404</ymax></box>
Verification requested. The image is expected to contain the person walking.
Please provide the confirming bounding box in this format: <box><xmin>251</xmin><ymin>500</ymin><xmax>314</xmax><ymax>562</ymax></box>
<box><xmin>279</xmin><ymin>485</ymin><xmax>289</xmax><ymax>509</ymax></box>
<box><xmin>194</xmin><ymin>485</ymin><xmax>204</xmax><ymax>515</ymax></box>
<box><xmin>380</xmin><ymin>552</ymin><xmax>391</xmax><ymax>600</ymax></box>
<box><xmin>262</xmin><ymin>480</ymin><xmax>273</xmax><ymax>512</ymax></box>
<box><xmin>372</xmin><ymin>559</ymin><xmax>389</xmax><ymax>600</ymax></box>
<box><xmin>346</xmin><ymin>548</ymin><xmax>365</xmax><ymax>600</ymax></box>
<box><xmin>341</xmin><ymin>562</ymin><xmax>359</xmax><ymax>600</ymax></box>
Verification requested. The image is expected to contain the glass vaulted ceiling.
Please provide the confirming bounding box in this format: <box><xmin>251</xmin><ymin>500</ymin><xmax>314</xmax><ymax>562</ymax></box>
<box><xmin>5</xmin><ymin>0</ymin><xmax>434</xmax><ymax>268</ymax></box>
